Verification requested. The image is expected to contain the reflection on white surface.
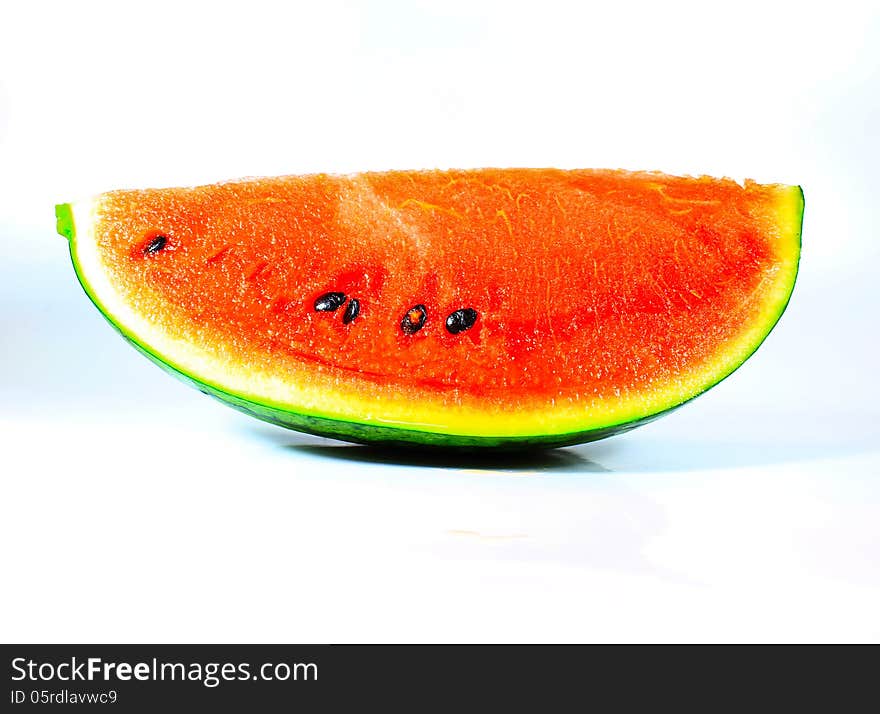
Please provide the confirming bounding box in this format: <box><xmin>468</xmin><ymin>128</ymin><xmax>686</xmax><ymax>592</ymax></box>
<box><xmin>1</xmin><ymin>408</ymin><xmax>877</xmax><ymax>643</ymax></box>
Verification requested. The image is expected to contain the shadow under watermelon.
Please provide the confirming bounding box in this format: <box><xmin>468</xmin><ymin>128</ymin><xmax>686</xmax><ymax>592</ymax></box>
<box><xmin>285</xmin><ymin>443</ymin><xmax>611</xmax><ymax>472</ymax></box>
<box><xmin>245</xmin><ymin>419</ymin><xmax>878</xmax><ymax>474</ymax></box>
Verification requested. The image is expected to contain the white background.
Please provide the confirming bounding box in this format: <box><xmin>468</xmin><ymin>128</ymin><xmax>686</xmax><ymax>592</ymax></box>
<box><xmin>1</xmin><ymin>0</ymin><xmax>878</xmax><ymax>643</ymax></box>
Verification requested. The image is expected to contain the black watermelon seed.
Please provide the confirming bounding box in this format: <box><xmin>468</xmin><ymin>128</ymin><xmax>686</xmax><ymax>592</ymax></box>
<box><xmin>143</xmin><ymin>235</ymin><xmax>168</xmax><ymax>255</ymax></box>
<box><xmin>343</xmin><ymin>298</ymin><xmax>360</xmax><ymax>324</ymax></box>
<box><xmin>445</xmin><ymin>307</ymin><xmax>478</xmax><ymax>334</ymax></box>
<box><xmin>401</xmin><ymin>304</ymin><xmax>427</xmax><ymax>335</ymax></box>
<box><xmin>314</xmin><ymin>291</ymin><xmax>346</xmax><ymax>312</ymax></box>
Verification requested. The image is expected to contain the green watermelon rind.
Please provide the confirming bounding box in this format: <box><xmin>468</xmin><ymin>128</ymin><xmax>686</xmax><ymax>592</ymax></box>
<box><xmin>57</xmin><ymin>187</ymin><xmax>803</xmax><ymax>450</ymax></box>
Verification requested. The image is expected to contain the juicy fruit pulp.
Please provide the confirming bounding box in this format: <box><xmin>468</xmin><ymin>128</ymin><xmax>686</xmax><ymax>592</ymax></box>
<box><xmin>58</xmin><ymin>168</ymin><xmax>803</xmax><ymax>448</ymax></box>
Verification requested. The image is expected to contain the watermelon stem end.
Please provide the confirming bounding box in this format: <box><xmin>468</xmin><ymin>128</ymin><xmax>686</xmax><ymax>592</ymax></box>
<box><xmin>55</xmin><ymin>203</ymin><xmax>75</xmax><ymax>241</ymax></box>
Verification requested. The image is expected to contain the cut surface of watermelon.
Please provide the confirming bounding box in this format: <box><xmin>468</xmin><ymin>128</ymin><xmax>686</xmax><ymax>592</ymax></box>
<box><xmin>57</xmin><ymin>168</ymin><xmax>803</xmax><ymax>448</ymax></box>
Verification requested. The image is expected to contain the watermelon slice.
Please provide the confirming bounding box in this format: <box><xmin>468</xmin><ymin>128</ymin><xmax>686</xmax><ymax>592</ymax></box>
<box><xmin>56</xmin><ymin>168</ymin><xmax>803</xmax><ymax>448</ymax></box>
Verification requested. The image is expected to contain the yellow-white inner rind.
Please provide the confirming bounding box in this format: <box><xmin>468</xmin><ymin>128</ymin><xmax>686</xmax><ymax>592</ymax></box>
<box><xmin>71</xmin><ymin>187</ymin><xmax>802</xmax><ymax>438</ymax></box>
